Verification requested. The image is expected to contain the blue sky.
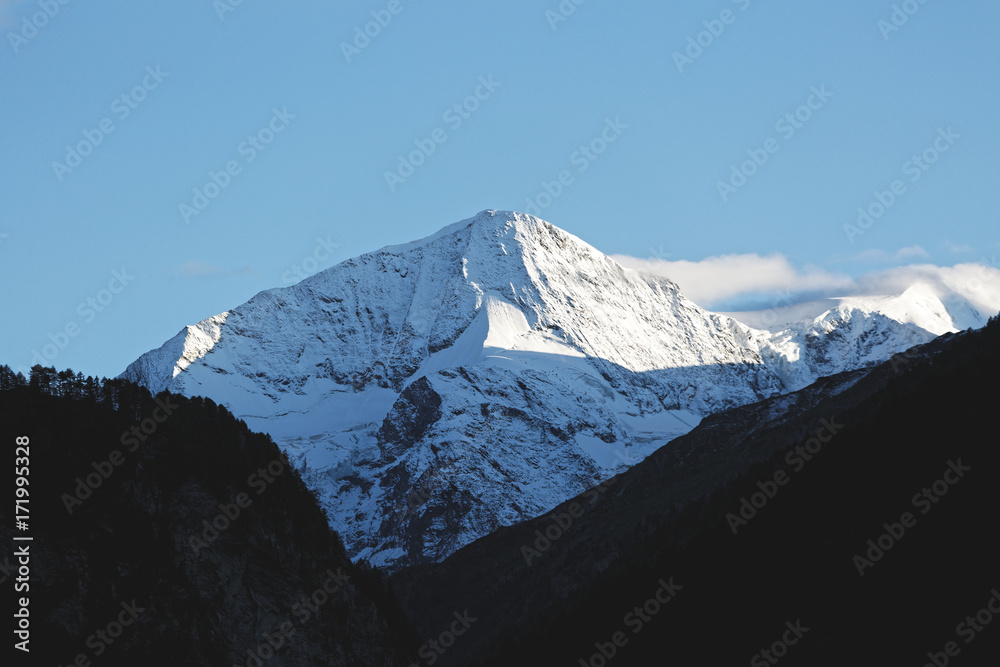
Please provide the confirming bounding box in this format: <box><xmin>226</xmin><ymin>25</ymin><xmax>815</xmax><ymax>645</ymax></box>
<box><xmin>1</xmin><ymin>0</ymin><xmax>998</xmax><ymax>378</ymax></box>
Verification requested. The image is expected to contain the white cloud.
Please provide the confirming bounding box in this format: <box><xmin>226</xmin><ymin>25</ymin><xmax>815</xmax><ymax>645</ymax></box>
<box><xmin>842</xmin><ymin>248</ymin><xmax>890</xmax><ymax>264</ymax></box>
<box><xmin>946</xmin><ymin>241</ymin><xmax>976</xmax><ymax>254</ymax></box>
<box><xmin>178</xmin><ymin>260</ymin><xmax>224</xmax><ymax>277</ymax></box>
<box><xmin>174</xmin><ymin>261</ymin><xmax>253</xmax><ymax>279</ymax></box>
<box><xmin>894</xmin><ymin>245</ymin><xmax>930</xmax><ymax>261</ymax></box>
<box><xmin>612</xmin><ymin>251</ymin><xmax>1000</xmax><ymax>319</ymax></box>
<box><xmin>853</xmin><ymin>262</ymin><xmax>1000</xmax><ymax>317</ymax></box>
<box><xmin>610</xmin><ymin>253</ymin><xmax>853</xmax><ymax>307</ymax></box>
<box><xmin>828</xmin><ymin>245</ymin><xmax>930</xmax><ymax>265</ymax></box>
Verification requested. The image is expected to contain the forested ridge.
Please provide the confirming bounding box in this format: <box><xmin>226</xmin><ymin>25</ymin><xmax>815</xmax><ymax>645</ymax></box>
<box><xmin>0</xmin><ymin>366</ymin><xmax>418</xmax><ymax>666</ymax></box>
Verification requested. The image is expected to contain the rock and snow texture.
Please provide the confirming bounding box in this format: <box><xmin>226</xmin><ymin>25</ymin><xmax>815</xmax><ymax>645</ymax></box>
<box><xmin>719</xmin><ymin>282</ymin><xmax>991</xmax><ymax>391</ymax></box>
<box><xmin>121</xmin><ymin>210</ymin><xmax>983</xmax><ymax>570</ymax></box>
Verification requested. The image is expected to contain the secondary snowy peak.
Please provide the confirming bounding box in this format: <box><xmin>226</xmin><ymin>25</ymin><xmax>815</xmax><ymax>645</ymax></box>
<box><xmin>854</xmin><ymin>283</ymin><xmax>958</xmax><ymax>335</ymax></box>
<box><xmin>718</xmin><ymin>282</ymin><xmax>991</xmax><ymax>391</ymax></box>
<box><xmin>725</xmin><ymin>283</ymin><xmax>984</xmax><ymax>337</ymax></box>
<box><xmin>121</xmin><ymin>210</ymin><xmax>955</xmax><ymax>570</ymax></box>
<box><xmin>122</xmin><ymin>313</ymin><xmax>228</xmax><ymax>396</ymax></box>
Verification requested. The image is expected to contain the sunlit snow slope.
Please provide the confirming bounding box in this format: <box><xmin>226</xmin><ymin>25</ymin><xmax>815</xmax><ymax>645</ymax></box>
<box><xmin>122</xmin><ymin>211</ymin><xmax>973</xmax><ymax>569</ymax></box>
<box><xmin>720</xmin><ymin>282</ymin><xmax>992</xmax><ymax>390</ymax></box>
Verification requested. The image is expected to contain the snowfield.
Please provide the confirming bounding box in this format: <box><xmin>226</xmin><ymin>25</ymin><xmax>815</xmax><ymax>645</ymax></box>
<box><xmin>122</xmin><ymin>210</ymin><xmax>989</xmax><ymax>569</ymax></box>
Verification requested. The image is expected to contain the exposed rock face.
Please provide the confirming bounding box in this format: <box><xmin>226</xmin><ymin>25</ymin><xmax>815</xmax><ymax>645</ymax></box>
<box><xmin>122</xmin><ymin>210</ymin><xmax>966</xmax><ymax>570</ymax></box>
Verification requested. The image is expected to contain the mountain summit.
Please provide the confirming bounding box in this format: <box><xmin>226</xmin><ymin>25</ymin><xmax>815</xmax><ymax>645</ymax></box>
<box><xmin>122</xmin><ymin>210</ymin><xmax>949</xmax><ymax>568</ymax></box>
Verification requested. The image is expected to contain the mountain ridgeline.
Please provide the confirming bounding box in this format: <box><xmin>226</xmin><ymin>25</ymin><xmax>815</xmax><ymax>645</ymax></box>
<box><xmin>3</xmin><ymin>311</ymin><xmax>997</xmax><ymax>664</ymax></box>
<box><xmin>5</xmin><ymin>210</ymin><xmax>997</xmax><ymax>665</ymax></box>
<box><xmin>118</xmin><ymin>210</ymin><xmax>969</xmax><ymax>571</ymax></box>
<box><xmin>390</xmin><ymin>314</ymin><xmax>1000</xmax><ymax>666</ymax></box>
<box><xmin>0</xmin><ymin>369</ymin><xmax>418</xmax><ymax>666</ymax></box>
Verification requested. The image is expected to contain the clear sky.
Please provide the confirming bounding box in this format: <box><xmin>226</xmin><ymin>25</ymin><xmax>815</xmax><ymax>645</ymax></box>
<box><xmin>1</xmin><ymin>0</ymin><xmax>998</xmax><ymax>379</ymax></box>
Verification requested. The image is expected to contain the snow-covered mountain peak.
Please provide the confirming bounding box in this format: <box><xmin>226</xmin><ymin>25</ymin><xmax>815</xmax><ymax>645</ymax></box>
<box><xmin>836</xmin><ymin>283</ymin><xmax>954</xmax><ymax>336</ymax></box>
<box><xmin>121</xmin><ymin>211</ymin><xmax>970</xmax><ymax>569</ymax></box>
<box><xmin>716</xmin><ymin>279</ymin><xmax>994</xmax><ymax>392</ymax></box>
<box><xmin>723</xmin><ymin>280</ymin><xmax>987</xmax><ymax>340</ymax></box>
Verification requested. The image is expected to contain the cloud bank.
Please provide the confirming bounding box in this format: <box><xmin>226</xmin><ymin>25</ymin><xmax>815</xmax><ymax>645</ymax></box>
<box><xmin>612</xmin><ymin>251</ymin><xmax>1000</xmax><ymax>318</ymax></box>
